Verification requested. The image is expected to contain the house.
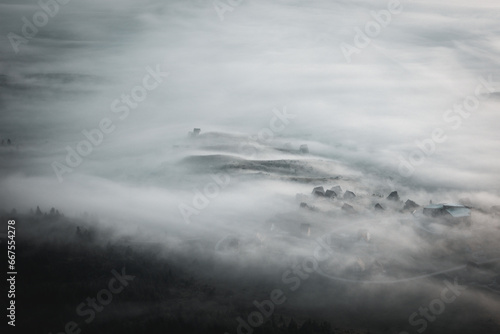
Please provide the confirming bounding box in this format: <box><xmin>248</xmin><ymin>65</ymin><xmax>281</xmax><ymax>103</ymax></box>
<box><xmin>330</xmin><ymin>185</ymin><xmax>343</xmax><ymax>197</ymax></box>
<box><xmin>189</xmin><ymin>128</ymin><xmax>201</xmax><ymax>137</ymax></box>
<box><xmin>343</xmin><ymin>190</ymin><xmax>356</xmax><ymax>200</ymax></box>
<box><xmin>423</xmin><ymin>203</ymin><xmax>471</xmax><ymax>226</ymax></box>
<box><xmin>312</xmin><ymin>186</ymin><xmax>325</xmax><ymax>196</ymax></box>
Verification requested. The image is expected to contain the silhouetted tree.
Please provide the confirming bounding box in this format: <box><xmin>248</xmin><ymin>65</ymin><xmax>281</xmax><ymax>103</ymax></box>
<box><xmin>288</xmin><ymin>319</ymin><xmax>298</xmax><ymax>333</ymax></box>
<box><xmin>36</xmin><ymin>206</ymin><xmax>42</xmax><ymax>215</ymax></box>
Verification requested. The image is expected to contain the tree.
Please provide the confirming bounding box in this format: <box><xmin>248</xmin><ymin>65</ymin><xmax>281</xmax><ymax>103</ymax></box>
<box><xmin>288</xmin><ymin>319</ymin><xmax>298</xmax><ymax>333</ymax></box>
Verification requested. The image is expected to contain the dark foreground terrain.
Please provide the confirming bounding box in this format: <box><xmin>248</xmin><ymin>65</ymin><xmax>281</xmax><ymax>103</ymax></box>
<box><xmin>3</xmin><ymin>208</ymin><xmax>500</xmax><ymax>334</ymax></box>
<box><xmin>5</xmin><ymin>211</ymin><xmax>371</xmax><ymax>334</ymax></box>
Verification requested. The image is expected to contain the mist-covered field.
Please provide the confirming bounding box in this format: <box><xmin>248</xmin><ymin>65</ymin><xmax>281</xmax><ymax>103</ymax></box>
<box><xmin>1</xmin><ymin>0</ymin><xmax>499</xmax><ymax>333</ymax></box>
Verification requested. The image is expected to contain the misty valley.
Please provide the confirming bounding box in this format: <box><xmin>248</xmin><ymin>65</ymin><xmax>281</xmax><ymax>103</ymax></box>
<box><xmin>3</xmin><ymin>129</ymin><xmax>500</xmax><ymax>334</ymax></box>
<box><xmin>1</xmin><ymin>0</ymin><xmax>499</xmax><ymax>333</ymax></box>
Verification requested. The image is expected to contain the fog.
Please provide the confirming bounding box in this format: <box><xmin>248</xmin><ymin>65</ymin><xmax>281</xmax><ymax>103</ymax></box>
<box><xmin>1</xmin><ymin>0</ymin><xmax>499</xmax><ymax>333</ymax></box>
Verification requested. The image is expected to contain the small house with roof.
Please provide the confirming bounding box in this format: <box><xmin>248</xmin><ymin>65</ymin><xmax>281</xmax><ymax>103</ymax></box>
<box><xmin>423</xmin><ymin>203</ymin><xmax>471</xmax><ymax>226</ymax></box>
